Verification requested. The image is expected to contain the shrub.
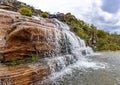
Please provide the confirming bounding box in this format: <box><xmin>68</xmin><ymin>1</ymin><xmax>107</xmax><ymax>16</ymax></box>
<box><xmin>18</xmin><ymin>7</ymin><xmax>32</xmax><ymax>17</ymax></box>
<box><xmin>41</xmin><ymin>12</ymin><xmax>49</xmax><ymax>18</ymax></box>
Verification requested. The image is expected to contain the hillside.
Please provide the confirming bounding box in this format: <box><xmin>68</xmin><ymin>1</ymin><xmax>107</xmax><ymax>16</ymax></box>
<box><xmin>0</xmin><ymin>0</ymin><xmax>120</xmax><ymax>51</ymax></box>
<box><xmin>53</xmin><ymin>13</ymin><xmax>120</xmax><ymax>51</ymax></box>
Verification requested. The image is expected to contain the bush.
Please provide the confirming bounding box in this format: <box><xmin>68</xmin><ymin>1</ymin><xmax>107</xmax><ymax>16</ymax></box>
<box><xmin>18</xmin><ymin>7</ymin><xmax>32</xmax><ymax>17</ymax></box>
<box><xmin>41</xmin><ymin>12</ymin><xmax>49</xmax><ymax>18</ymax></box>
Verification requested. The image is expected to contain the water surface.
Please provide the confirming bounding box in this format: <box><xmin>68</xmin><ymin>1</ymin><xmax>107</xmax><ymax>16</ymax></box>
<box><xmin>38</xmin><ymin>52</ymin><xmax>120</xmax><ymax>85</ymax></box>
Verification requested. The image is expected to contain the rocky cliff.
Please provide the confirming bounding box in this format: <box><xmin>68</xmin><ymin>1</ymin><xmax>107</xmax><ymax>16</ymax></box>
<box><xmin>0</xmin><ymin>9</ymin><xmax>66</xmax><ymax>62</ymax></box>
<box><xmin>0</xmin><ymin>9</ymin><xmax>63</xmax><ymax>85</ymax></box>
<box><xmin>0</xmin><ymin>8</ymin><xmax>94</xmax><ymax>85</ymax></box>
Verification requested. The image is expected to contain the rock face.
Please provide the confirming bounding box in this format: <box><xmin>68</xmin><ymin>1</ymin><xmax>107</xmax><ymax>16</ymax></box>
<box><xmin>0</xmin><ymin>9</ymin><xmax>94</xmax><ymax>85</ymax></box>
<box><xmin>0</xmin><ymin>0</ymin><xmax>42</xmax><ymax>16</ymax></box>
<box><xmin>0</xmin><ymin>9</ymin><xmax>63</xmax><ymax>85</ymax></box>
<box><xmin>0</xmin><ymin>9</ymin><xmax>64</xmax><ymax>62</ymax></box>
<box><xmin>0</xmin><ymin>64</ymin><xmax>50</xmax><ymax>85</ymax></box>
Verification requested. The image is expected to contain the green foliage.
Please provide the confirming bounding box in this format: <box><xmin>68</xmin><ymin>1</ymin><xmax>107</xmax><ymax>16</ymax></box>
<box><xmin>9</xmin><ymin>60</ymin><xmax>25</xmax><ymax>66</ymax></box>
<box><xmin>65</xmin><ymin>13</ymin><xmax>76</xmax><ymax>22</ymax></box>
<box><xmin>8</xmin><ymin>55</ymin><xmax>39</xmax><ymax>66</ymax></box>
<box><xmin>18</xmin><ymin>7</ymin><xmax>32</xmax><ymax>17</ymax></box>
<box><xmin>95</xmin><ymin>35</ymin><xmax>120</xmax><ymax>51</ymax></box>
<box><xmin>41</xmin><ymin>12</ymin><xmax>49</xmax><ymax>18</ymax></box>
<box><xmin>95</xmin><ymin>38</ymin><xmax>108</xmax><ymax>51</ymax></box>
<box><xmin>97</xmin><ymin>30</ymin><xmax>107</xmax><ymax>38</ymax></box>
<box><xmin>31</xmin><ymin>54</ymin><xmax>39</xmax><ymax>62</ymax></box>
<box><xmin>10</xmin><ymin>60</ymin><xmax>18</xmax><ymax>66</ymax></box>
<box><xmin>55</xmin><ymin>12</ymin><xmax>120</xmax><ymax>51</ymax></box>
<box><xmin>77</xmin><ymin>30</ymin><xmax>89</xmax><ymax>40</ymax></box>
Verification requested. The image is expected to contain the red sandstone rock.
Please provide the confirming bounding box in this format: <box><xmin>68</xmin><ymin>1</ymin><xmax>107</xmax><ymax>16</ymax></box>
<box><xmin>0</xmin><ymin>9</ymin><xmax>63</xmax><ymax>61</ymax></box>
<box><xmin>0</xmin><ymin>9</ymin><xmax>53</xmax><ymax>85</ymax></box>
<box><xmin>0</xmin><ymin>8</ymin><xmax>66</xmax><ymax>85</ymax></box>
<box><xmin>0</xmin><ymin>64</ymin><xmax>50</xmax><ymax>85</ymax></box>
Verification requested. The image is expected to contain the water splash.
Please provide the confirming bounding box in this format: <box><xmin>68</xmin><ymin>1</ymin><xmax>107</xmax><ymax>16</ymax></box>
<box><xmin>30</xmin><ymin>18</ymin><xmax>104</xmax><ymax>85</ymax></box>
<box><xmin>0</xmin><ymin>16</ymin><xmax>101</xmax><ymax>85</ymax></box>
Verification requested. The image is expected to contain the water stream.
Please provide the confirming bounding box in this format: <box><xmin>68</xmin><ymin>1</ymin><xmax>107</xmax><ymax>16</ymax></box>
<box><xmin>33</xmin><ymin>19</ymin><xmax>120</xmax><ymax>85</ymax></box>
<box><xmin>32</xmin><ymin>52</ymin><xmax>120</xmax><ymax>85</ymax></box>
<box><xmin>29</xmin><ymin>18</ymin><xmax>108</xmax><ymax>85</ymax></box>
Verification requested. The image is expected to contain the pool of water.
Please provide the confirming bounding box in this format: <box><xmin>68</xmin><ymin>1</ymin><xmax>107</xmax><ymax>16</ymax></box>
<box><xmin>36</xmin><ymin>52</ymin><xmax>120</xmax><ymax>85</ymax></box>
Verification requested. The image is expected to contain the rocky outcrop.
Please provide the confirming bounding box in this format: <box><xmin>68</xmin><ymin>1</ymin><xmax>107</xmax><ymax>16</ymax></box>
<box><xmin>0</xmin><ymin>9</ymin><xmax>63</xmax><ymax>85</ymax></box>
<box><xmin>0</xmin><ymin>0</ymin><xmax>42</xmax><ymax>16</ymax></box>
<box><xmin>0</xmin><ymin>64</ymin><xmax>50</xmax><ymax>85</ymax></box>
<box><xmin>0</xmin><ymin>9</ymin><xmax>64</xmax><ymax>62</ymax></box>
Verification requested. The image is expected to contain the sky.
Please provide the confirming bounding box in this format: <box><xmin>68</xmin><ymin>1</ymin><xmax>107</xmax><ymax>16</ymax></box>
<box><xmin>18</xmin><ymin>0</ymin><xmax>120</xmax><ymax>34</ymax></box>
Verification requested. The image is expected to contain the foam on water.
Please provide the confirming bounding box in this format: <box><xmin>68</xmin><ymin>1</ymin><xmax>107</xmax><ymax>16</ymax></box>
<box><xmin>36</xmin><ymin>56</ymin><xmax>107</xmax><ymax>85</ymax></box>
<box><xmin>41</xmin><ymin>19</ymin><xmax>105</xmax><ymax>82</ymax></box>
<box><xmin>28</xmin><ymin>18</ymin><xmax>107</xmax><ymax>85</ymax></box>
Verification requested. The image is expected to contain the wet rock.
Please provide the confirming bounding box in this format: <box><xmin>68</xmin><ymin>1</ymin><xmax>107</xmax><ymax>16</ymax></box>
<box><xmin>0</xmin><ymin>9</ymin><xmax>64</xmax><ymax>62</ymax></box>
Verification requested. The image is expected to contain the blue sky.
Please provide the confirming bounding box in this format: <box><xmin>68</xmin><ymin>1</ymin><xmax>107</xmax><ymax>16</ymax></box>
<box><xmin>18</xmin><ymin>0</ymin><xmax>120</xmax><ymax>34</ymax></box>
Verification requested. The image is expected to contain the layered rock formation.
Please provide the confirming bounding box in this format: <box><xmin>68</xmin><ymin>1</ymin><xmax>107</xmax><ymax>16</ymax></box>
<box><xmin>0</xmin><ymin>9</ymin><xmax>63</xmax><ymax>85</ymax></box>
<box><xmin>0</xmin><ymin>9</ymin><xmax>65</xmax><ymax>62</ymax></box>
<box><xmin>0</xmin><ymin>9</ymin><xmax>94</xmax><ymax>85</ymax></box>
<box><xmin>0</xmin><ymin>64</ymin><xmax>50</xmax><ymax>85</ymax></box>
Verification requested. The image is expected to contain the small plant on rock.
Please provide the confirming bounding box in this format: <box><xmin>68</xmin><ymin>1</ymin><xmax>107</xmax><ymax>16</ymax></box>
<box><xmin>18</xmin><ymin>7</ymin><xmax>32</xmax><ymax>17</ymax></box>
<box><xmin>31</xmin><ymin>54</ymin><xmax>39</xmax><ymax>62</ymax></box>
<box><xmin>41</xmin><ymin>12</ymin><xmax>49</xmax><ymax>18</ymax></box>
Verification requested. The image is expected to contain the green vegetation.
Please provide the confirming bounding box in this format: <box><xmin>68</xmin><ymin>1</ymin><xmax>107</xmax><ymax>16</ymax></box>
<box><xmin>18</xmin><ymin>7</ymin><xmax>32</xmax><ymax>17</ymax></box>
<box><xmin>41</xmin><ymin>12</ymin><xmax>49</xmax><ymax>18</ymax></box>
<box><xmin>55</xmin><ymin>13</ymin><xmax>120</xmax><ymax>51</ymax></box>
<box><xmin>1</xmin><ymin>0</ymin><xmax>119</xmax><ymax>51</ymax></box>
<box><xmin>31</xmin><ymin>54</ymin><xmax>39</xmax><ymax>62</ymax></box>
<box><xmin>9</xmin><ymin>60</ymin><xmax>25</xmax><ymax>66</ymax></box>
<box><xmin>8</xmin><ymin>54</ymin><xmax>39</xmax><ymax>65</ymax></box>
<box><xmin>95</xmin><ymin>33</ymin><xmax>120</xmax><ymax>51</ymax></box>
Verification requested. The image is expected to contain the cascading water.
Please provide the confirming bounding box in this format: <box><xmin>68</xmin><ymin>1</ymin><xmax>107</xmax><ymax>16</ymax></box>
<box><xmin>29</xmin><ymin>18</ymin><xmax>98</xmax><ymax>85</ymax></box>
<box><xmin>0</xmin><ymin>10</ymin><xmax>109</xmax><ymax>85</ymax></box>
<box><xmin>46</xmin><ymin>19</ymin><xmax>94</xmax><ymax>73</ymax></box>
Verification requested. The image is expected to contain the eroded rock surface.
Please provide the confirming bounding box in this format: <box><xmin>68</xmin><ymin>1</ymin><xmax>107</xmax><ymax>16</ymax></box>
<box><xmin>0</xmin><ymin>9</ymin><xmax>65</xmax><ymax>62</ymax></box>
<box><xmin>0</xmin><ymin>9</ymin><xmax>63</xmax><ymax>85</ymax></box>
<box><xmin>0</xmin><ymin>64</ymin><xmax>50</xmax><ymax>85</ymax></box>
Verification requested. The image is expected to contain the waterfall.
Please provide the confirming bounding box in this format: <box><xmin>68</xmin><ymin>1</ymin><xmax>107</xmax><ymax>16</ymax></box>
<box><xmin>0</xmin><ymin>11</ymin><xmax>102</xmax><ymax>85</ymax></box>
<box><xmin>0</xmin><ymin>15</ymin><xmax>94</xmax><ymax>84</ymax></box>
<box><xmin>35</xmin><ymin>18</ymin><xmax>94</xmax><ymax>76</ymax></box>
<box><xmin>52</xmin><ymin>19</ymin><xmax>92</xmax><ymax>56</ymax></box>
<box><xmin>32</xmin><ymin>18</ymin><xmax>97</xmax><ymax>85</ymax></box>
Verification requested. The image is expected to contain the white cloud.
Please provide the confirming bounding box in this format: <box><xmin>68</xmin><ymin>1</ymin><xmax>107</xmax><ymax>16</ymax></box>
<box><xmin>18</xmin><ymin>0</ymin><xmax>120</xmax><ymax>34</ymax></box>
<box><xmin>18</xmin><ymin>0</ymin><xmax>102</xmax><ymax>22</ymax></box>
<box><xmin>18</xmin><ymin>0</ymin><xmax>97</xmax><ymax>13</ymax></box>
